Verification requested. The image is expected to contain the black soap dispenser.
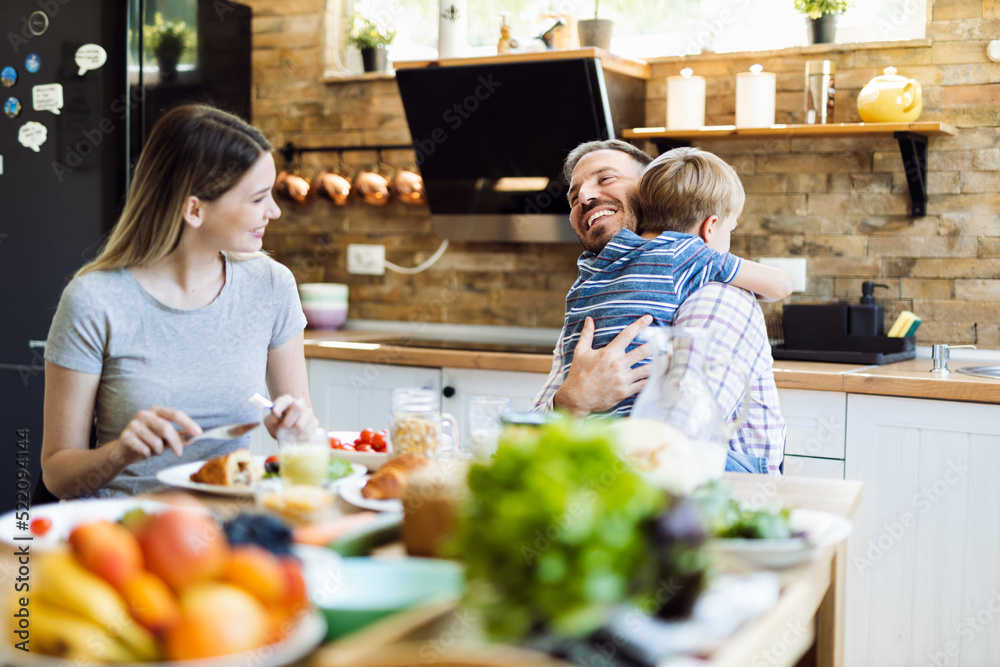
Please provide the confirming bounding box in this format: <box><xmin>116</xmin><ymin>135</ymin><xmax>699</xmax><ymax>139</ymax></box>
<box><xmin>848</xmin><ymin>281</ymin><xmax>889</xmax><ymax>336</ymax></box>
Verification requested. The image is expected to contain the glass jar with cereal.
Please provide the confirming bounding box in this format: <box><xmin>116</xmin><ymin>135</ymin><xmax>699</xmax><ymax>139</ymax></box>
<box><xmin>389</xmin><ymin>388</ymin><xmax>460</xmax><ymax>458</ymax></box>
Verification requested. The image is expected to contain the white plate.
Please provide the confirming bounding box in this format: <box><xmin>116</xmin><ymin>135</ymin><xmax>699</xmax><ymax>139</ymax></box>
<box><xmin>705</xmin><ymin>508</ymin><xmax>853</xmax><ymax>569</ymax></box>
<box><xmin>0</xmin><ymin>498</ymin><xmax>181</xmax><ymax>552</ymax></box>
<box><xmin>338</xmin><ymin>477</ymin><xmax>403</xmax><ymax>513</ymax></box>
<box><xmin>156</xmin><ymin>456</ymin><xmax>366</xmax><ymax>497</ymax></box>
<box><xmin>328</xmin><ymin>430</ymin><xmax>390</xmax><ymax>471</ymax></box>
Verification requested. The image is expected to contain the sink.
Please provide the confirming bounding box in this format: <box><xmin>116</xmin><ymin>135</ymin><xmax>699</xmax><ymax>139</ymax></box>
<box><xmin>955</xmin><ymin>365</ymin><xmax>1000</xmax><ymax>380</ymax></box>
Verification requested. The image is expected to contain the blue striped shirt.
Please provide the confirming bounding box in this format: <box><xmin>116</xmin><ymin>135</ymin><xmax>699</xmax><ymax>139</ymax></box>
<box><xmin>561</xmin><ymin>229</ymin><xmax>742</xmax><ymax>416</ymax></box>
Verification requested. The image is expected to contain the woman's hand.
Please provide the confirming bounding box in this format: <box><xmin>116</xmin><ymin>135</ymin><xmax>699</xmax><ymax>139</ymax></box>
<box><xmin>264</xmin><ymin>395</ymin><xmax>319</xmax><ymax>438</ymax></box>
<box><xmin>114</xmin><ymin>406</ymin><xmax>201</xmax><ymax>464</ymax></box>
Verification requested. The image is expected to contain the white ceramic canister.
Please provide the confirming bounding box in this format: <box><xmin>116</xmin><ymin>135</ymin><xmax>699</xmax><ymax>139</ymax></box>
<box><xmin>438</xmin><ymin>0</ymin><xmax>468</xmax><ymax>59</ymax></box>
<box><xmin>735</xmin><ymin>64</ymin><xmax>776</xmax><ymax>128</ymax></box>
<box><xmin>667</xmin><ymin>68</ymin><xmax>706</xmax><ymax>130</ymax></box>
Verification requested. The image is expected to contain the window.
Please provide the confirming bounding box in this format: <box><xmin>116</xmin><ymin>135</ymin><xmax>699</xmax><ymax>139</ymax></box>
<box><xmin>327</xmin><ymin>0</ymin><xmax>926</xmax><ymax>74</ymax></box>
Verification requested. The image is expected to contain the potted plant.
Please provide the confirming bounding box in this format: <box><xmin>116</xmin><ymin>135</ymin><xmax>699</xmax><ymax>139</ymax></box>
<box><xmin>578</xmin><ymin>0</ymin><xmax>612</xmax><ymax>51</ymax></box>
<box><xmin>794</xmin><ymin>0</ymin><xmax>853</xmax><ymax>44</ymax></box>
<box><xmin>144</xmin><ymin>12</ymin><xmax>194</xmax><ymax>82</ymax></box>
<box><xmin>346</xmin><ymin>10</ymin><xmax>396</xmax><ymax>73</ymax></box>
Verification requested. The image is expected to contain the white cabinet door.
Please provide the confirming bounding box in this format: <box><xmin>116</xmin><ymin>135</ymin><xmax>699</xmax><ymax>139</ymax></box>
<box><xmin>440</xmin><ymin>367</ymin><xmax>549</xmax><ymax>448</ymax></box>
<box><xmin>307</xmin><ymin>359</ymin><xmax>441</xmax><ymax>431</ymax></box>
<box><xmin>783</xmin><ymin>455</ymin><xmax>844</xmax><ymax>479</ymax></box>
<box><xmin>778</xmin><ymin>388</ymin><xmax>846</xmax><ymax>459</ymax></box>
<box><xmin>845</xmin><ymin>394</ymin><xmax>1000</xmax><ymax>667</ymax></box>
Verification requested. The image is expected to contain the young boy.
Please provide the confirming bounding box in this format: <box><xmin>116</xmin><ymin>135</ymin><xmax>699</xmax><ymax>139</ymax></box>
<box><xmin>560</xmin><ymin>146</ymin><xmax>792</xmax><ymax>416</ymax></box>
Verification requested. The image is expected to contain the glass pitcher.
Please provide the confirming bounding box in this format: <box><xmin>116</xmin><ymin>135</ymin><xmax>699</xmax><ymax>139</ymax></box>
<box><xmin>631</xmin><ymin>327</ymin><xmax>750</xmax><ymax>447</ymax></box>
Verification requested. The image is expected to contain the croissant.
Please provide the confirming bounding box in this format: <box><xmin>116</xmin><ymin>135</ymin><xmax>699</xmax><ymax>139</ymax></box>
<box><xmin>361</xmin><ymin>454</ymin><xmax>429</xmax><ymax>500</ymax></box>
<box><xmin>190</xmin><ymin>448</ymin><xmax>263</xmax><ymax>487</ymax></box>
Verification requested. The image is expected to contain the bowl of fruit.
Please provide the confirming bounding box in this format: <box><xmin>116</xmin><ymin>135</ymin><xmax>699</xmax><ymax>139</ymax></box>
<box><xmin>328</xmin><ymin>429</ymin><xmax>390</xmax><ymax>470</ymax></box>
<box><xmin>0</xmin><ymin>503</ymin><xmax>330</xmax><ymax>666</ymax></box>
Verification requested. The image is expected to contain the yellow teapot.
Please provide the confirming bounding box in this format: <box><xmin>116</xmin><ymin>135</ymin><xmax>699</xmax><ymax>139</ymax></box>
<box><xmin>857</xmin><ymin>66</ymin><xmax>922</xmax><ymax>123</ymax></box>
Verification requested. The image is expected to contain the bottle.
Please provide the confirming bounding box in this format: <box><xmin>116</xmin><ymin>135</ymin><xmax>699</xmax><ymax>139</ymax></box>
<box><xmin>497</xmin><ymin>13</ymin><xmax>512</xmax><ymax>54</ymax></box>
<box><xmin>848</xmin><ymin>281</ymin><xmax>889</xmax><ymax>336</ymax></box>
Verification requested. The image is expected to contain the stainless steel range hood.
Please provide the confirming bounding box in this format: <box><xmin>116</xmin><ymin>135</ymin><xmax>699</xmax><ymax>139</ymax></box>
<box><xmin>394</xmin><ymin>53</ymin><xmax>646</xmax><ymax>243</ymax></box>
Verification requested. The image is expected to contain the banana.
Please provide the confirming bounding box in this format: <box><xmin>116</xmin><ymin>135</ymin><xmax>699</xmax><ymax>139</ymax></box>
<box><xmin>9</xmin><ymin>596</ymin><xmax>141</xmax><ymax>662</ymax></box>
<box><xmin>35</xmin><ymin>551</ymin><xmax>161</xmax><ymax>661</ymax></box>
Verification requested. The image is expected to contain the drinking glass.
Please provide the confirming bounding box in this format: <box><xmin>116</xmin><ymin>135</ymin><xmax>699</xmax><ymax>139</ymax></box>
<box><xmin>277</xmin><ymin>426</ymin><xmax>330</xmax><ymax>487</ymax></box>
<box><xmin>467</xmin><ymin>395</ymin><xmax>511</xmax><ymax>460</ymax></box>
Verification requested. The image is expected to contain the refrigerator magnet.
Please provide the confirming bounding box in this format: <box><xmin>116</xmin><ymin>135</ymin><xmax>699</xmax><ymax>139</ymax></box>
<box><xmin>4</xmin><ymin>97</ymin><xmax>21</xmax><ymax>119</ymax></box>
<box><xmin>27</xmin><ymin>11</ymin><xmax>49</xmax><ymax>37</ymax></box>
<box><xmin>18</xmin><ymin>121</ymin><xmax>47</xmax><ymax>152</ymax></box>
<box><xmin>32</xmin><ymin>84</ymin><xmax>63</xmax><ymax>115</ymax></box>
<box><xmin>25</xmin><ymin>54</ymin><xmax>40</xmax><ymax>74</ymax></box>
<box><xmin>75</xmin><ymin>44</ymin><xmax>107</xmax><ymax>76</ymax></box>
<box><xmin>1</xmin><ymin>67</ymin><xmax>16</xmax><ymax>88</ymax></box>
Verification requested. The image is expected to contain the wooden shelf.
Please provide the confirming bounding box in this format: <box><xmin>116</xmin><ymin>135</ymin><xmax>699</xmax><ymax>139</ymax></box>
<box><xmin>623</xmin><ymin>121</ymin><xmax>956</xmax><ymax>140</ymax></box>
<box><xmin>623</xmin><ymin>122</ymin><xmax>957</xmax><ymax>217</ymax></box>
<box><xmin>392</xmin><ymin>47</ymin><xmax>650</xmax><ymax>80</ymax></box>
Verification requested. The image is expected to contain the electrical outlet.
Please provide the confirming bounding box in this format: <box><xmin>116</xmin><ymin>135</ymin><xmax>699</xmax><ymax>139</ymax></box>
<box><xmin>347</xmin><ymin>244</ymin><xmax>385</xmax><ymax>275</ymax></box>
<box><xmin>758</xmin><ymin>257</ymin><xmax>807</xmax><ymax>293</ymax></box>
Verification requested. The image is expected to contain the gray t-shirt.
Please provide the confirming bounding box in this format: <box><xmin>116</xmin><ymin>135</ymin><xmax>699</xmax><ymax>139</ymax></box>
<box><xmin>45</xmin><ymin>254</ymin><xmax>306</xmax><ymax>498</ymax></box>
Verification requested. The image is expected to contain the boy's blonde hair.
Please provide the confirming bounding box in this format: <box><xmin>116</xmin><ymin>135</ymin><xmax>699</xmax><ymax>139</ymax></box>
<box><xmin>637</xmin><ymin>146</ymin><xmax>745</xmax><ymax>234</ymax></box>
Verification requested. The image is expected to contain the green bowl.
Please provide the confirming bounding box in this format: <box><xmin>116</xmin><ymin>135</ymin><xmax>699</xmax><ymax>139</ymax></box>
<box><xmin>311</xmin><ymin>557</ymin><xmax>464</xmax><ymax>641</ymax></box>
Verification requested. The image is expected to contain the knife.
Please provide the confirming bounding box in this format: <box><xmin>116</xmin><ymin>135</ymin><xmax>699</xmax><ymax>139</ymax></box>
<box><xmin>181</xmin><ymin>421</ymin><xmax>260</xmax><ymax>444</ymax></box>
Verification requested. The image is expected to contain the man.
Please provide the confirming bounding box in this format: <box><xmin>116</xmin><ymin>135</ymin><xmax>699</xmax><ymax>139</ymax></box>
<box><xmin>531</xmin><ymin>139</ymin><xmax>785</xmax><ymax>474</ymax></box>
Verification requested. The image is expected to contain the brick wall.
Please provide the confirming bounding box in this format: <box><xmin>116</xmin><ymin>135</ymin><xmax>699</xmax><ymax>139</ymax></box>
<box><xmin>245</xmin><ymin>0</ymin><xmax>1000</xmax><ymax>344</ymax></box>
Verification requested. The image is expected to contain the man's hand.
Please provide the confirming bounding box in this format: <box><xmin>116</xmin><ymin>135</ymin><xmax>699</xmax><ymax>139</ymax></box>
<box><xmin>553</xmin><ymin>315</ymin><xmax>654</xmax><ymax>417</ymax></box>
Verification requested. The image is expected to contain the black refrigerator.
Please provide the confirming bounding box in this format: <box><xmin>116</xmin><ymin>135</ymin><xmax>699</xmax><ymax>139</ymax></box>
<box><xmin>0</xmin><ymin>0</ymin><xmax>251</xmax><ymax>512</ymax></box>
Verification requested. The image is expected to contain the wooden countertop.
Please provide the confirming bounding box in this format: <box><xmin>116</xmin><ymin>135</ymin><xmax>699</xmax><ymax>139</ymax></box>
<box><xmin>303</xmin><ymin>330</ymin><xmax>1000</xmax><ymax>404</ymax></box>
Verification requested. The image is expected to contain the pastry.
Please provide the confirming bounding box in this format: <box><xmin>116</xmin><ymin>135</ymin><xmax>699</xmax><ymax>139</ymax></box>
<box><xmin>189</xmin><ymin>448</ymin><xmax>263</xmax><ymax>487</ymax></box>
<box><xmin>361</xmin><ymin>454</ymin><xmax>430</xmax><ymax>500</ymax></box>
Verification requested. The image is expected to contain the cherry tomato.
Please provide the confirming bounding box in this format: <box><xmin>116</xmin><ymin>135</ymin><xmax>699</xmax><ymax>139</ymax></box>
<box><xmin>371</xmin><ymin>432</ymin><xmax>387</xmax><ymax>450</ymax></box>
<box><xmin>329</xmin><ymin>437</ymin><xmax>343</xmax><ymax>449</ymax></box>
<box><xmin>264</xmin><ymin>455</ymin><xmax>281</xmax><ymax>474</ymax></box>
<box><xmin>340</xmin><ymin>442</ymin><xmax>356</xmax><ymax>451</ymax></box>
<box><xmin>356</xmin><ymin>443</ymin><xmax>374</xmax><ymax>452</ymax></box>
<box><xmin>30</xmin><ymin>517</ymin><xmax>52</xmax><ymax>537</ymax></box>
<box><xmin>358</xmin><ymin>428</ymin><xmax>376</xmax><ymax>445</ymax></box>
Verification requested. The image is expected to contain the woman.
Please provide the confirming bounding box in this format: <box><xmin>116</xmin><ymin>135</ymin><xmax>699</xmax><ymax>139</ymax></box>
<box><xmin>41</xmin><ymin>104</ymin><xmax>317</xmax><ymax>499</ymax></box>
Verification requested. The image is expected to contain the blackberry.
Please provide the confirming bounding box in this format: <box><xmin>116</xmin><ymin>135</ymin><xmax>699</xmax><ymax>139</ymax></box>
<box><xmin>223</xmin><ymin>513</ymin><xmax>294</xmax><ymax>556</ymax></box>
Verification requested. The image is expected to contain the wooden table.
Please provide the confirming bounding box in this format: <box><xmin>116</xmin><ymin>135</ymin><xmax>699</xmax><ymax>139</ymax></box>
<box><xmin>307</xmin><ymin>473</ymin><xmax>863</xmax><ymax>667</ymax></box>
<box><xmin>6</xmin><ymin>474</ymin><xmax>859</xmax><ymax>667</ymax></box>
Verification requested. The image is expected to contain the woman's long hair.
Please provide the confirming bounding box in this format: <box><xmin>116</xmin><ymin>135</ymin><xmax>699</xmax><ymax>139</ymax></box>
<box><xmin>77</xmin><ymin>105</ymin><xmax>272</xmax><ymax>276</ymax></box>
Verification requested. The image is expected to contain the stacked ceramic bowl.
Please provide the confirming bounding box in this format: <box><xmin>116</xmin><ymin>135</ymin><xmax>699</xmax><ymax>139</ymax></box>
<box><xmin>299</xmin><ymin>283</ymin><xmax>349</xmax><ymax>329</ymax></box>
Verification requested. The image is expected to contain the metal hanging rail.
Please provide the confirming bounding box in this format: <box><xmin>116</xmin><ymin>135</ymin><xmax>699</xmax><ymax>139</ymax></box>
<box><xmin>278</xmin><ymin>141</ymin><xmax>414</xmax><ymax>164</ymax></box>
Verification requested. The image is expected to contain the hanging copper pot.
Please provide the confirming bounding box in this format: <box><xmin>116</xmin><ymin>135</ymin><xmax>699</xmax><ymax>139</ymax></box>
<box><xmin>354</xmin><ymin>162</ymin><xmax>395</xmax><ymax>207</ymax></box>
<box><xmin>275</xmin><ymin>169</ymin><xmax>311</xmax><ymax>204</ymax></box>
<box><xmin>314</xmin><ymin>163</ymin><xmax>355</xmax><ymax>206</ymax></box>
<box><xmin>392</xmin><ymin>165</ymin><xmax>426</xmax><ymax>206</ymax></box>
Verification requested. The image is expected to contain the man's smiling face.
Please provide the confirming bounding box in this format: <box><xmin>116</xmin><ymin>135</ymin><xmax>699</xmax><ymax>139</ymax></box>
<box><xmin>568</xmin><ymin>150</ymin><xmax>643</xmax><ymax>254</ymax></box>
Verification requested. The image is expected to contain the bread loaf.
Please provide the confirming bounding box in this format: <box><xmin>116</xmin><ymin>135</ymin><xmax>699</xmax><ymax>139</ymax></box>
<box><xmin>189</xmin><ymin>448</ymin><xmax>263</xmax><ymax>487</ymax></box>
<box><xmin>361</xmin><ymin>454</ymin><xmax>429</xmax><ymax>500</ymax></box>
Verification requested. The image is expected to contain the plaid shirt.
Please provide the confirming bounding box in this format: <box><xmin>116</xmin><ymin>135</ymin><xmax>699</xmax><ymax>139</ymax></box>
<box><xmin>531</xmin><ymin>282</ymin><xmax>786</xmax><ymax>473</ymax></box>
